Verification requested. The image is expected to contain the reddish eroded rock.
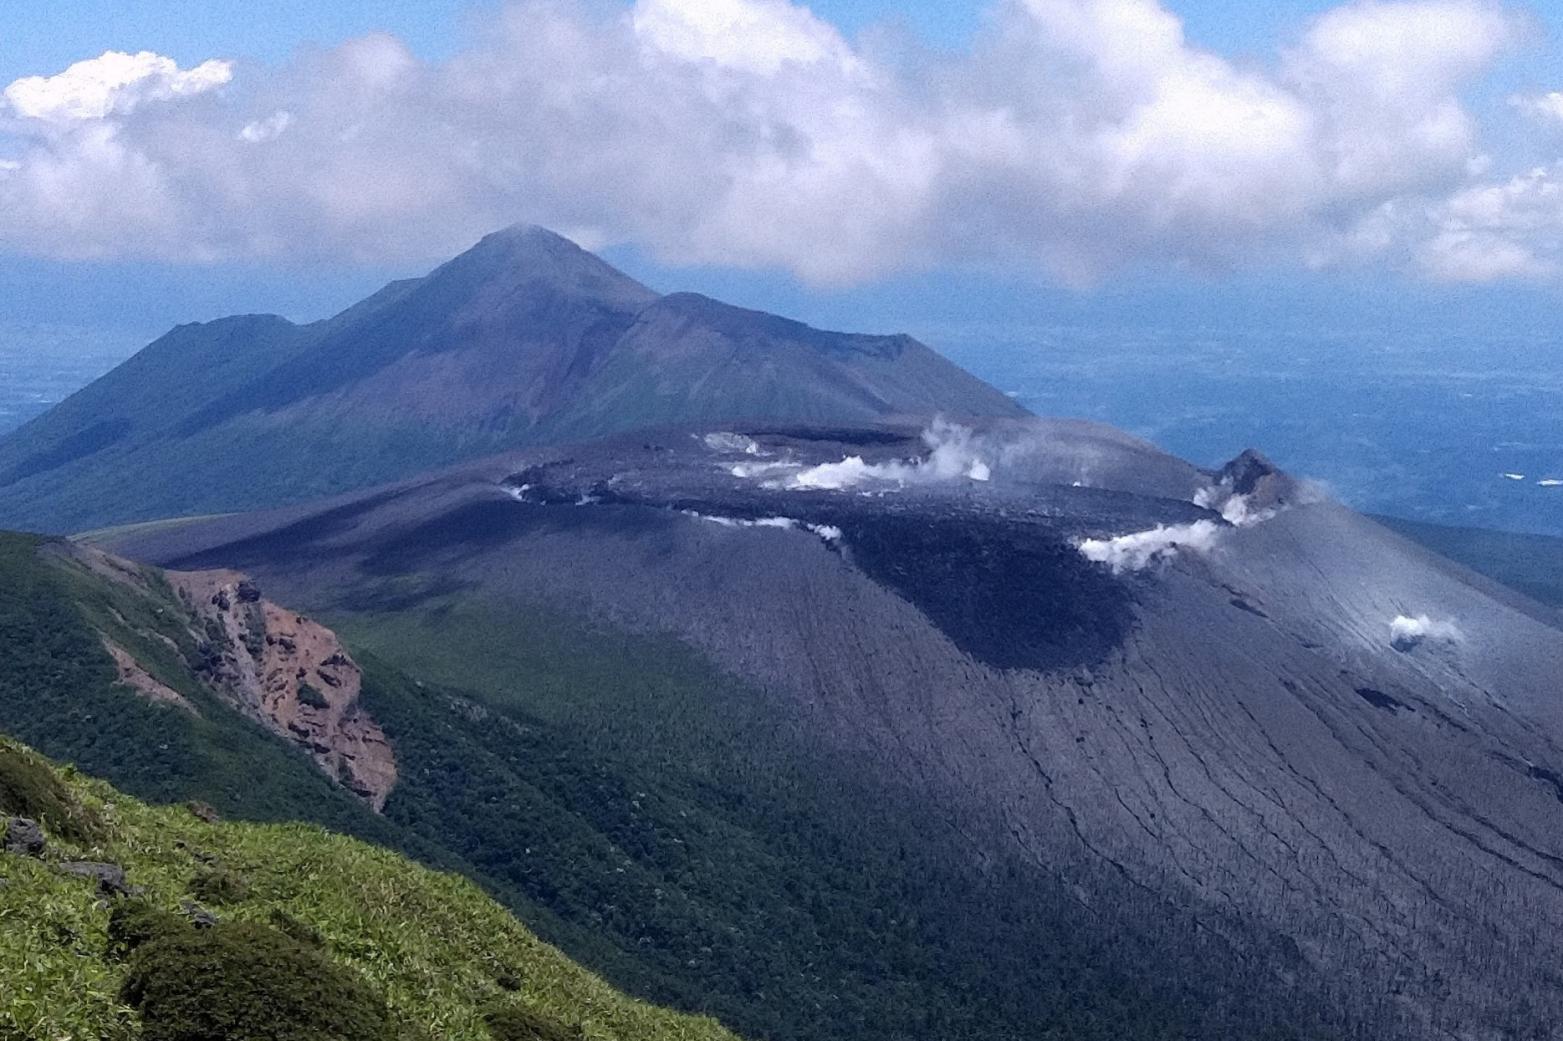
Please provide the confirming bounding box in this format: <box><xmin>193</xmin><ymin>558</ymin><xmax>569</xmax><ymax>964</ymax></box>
<box><xmin>166</xmin><ymin>570</ymin><xmax>397</xmax><ymax>811</ymax></box>
<box><xmin>101</xmin><ymin>636</ymin><xmax>199</xmax><ymax>715</ymax></box>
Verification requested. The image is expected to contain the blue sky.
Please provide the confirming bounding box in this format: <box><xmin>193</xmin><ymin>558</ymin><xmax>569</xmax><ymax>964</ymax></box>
<box><xmin>1</xmin><ymin>0</ymin><xmax>1561</xmax><ymax>344</ymax></box>
<box><xmin>1</xmin><ymin>0</ymin><xmax>1520</xmax><ymax>72</ymax></box>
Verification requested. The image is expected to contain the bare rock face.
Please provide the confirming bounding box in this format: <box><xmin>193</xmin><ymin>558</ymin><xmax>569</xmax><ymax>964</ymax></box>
<box><xmin>101</xmin><ymin>637</ymin><xmax>198</xmax><ymax>715</ymax></box>
<box><xmin>1217</xmin><ymin>448</ymin><xmax>1295</xmax><ymax>511</ymax></box>
<box><xmin>167</xmin><ymin>570</ymin><xmax>397</xmax><ymax>811</ymax></box>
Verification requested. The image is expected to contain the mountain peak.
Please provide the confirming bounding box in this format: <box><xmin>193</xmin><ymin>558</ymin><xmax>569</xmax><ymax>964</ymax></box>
<box><xmin>432</xmin><ymin>224</ymin><xmax>656</xmax><ymax>306</ymax></box>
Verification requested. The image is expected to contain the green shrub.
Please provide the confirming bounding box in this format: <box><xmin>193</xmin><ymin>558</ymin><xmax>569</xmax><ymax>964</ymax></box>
<box><xmin>187</xmin><ymin>865</ymin><xmax>249</xmax><ymax>905</ymax></box>
<box><xmin>483</xmin><ymin>1004</ymin><xmax>576</xmax><ymax>1041</ymax></box>
<box><xmin>0</xmin><ymin>741</ymin><xmax>102</xmax><ymax>843</ymax></box>
<box><xmin>266</xmin><ymin>908</ymin><xmax>323</xmax><ymax>948</ymax></box>
<box><xmin>107</xmin><ymin>899</ymin><xmax>186</xmax><ymax>959</ymax></box>
<box><xmin>121</xmin><ymin>921</ymin><xmax>394</xmax><ymax>1041</ymax></box>
<box><xmin>297</xmin><ymin>683</ymin><xmax>330</xmax><ymax>710</ymax></box>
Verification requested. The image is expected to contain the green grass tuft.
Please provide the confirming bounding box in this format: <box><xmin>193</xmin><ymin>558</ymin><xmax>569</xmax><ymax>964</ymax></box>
<box><xmin>483</xmin><ymin>1003</ymin><xmax>576</xmax><ymax>1041</ymax></box>
<box><xmin>0</xmin><ymin>741</ymin><xmax>104</xmax><ymax>844</ymax></box>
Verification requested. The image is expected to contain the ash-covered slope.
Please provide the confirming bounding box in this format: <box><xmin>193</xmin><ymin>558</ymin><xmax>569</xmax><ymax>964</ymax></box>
<box><xmin>0</xmin><ymin>226</ymin><xmax>1024</xmax><ymax>535</ymax></box>
<box><xmin>109</xmin><ymin>418</ymin><xmax>1563</xmax><ymax>1041</ymax></box>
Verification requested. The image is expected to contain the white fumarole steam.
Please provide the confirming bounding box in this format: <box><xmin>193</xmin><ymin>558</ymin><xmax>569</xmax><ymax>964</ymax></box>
<box><xmin>729</xmin><ymin>419</ymin><xmax>992</xmax><ymax>491</ymax></box>
<box><xmin>1078</xmin><ymin>484</ymin><xmax>1289</xmax><ymax>575</ymax></box>
<box><xmin>1389</xmin><ymin>614</ymin><xmax>1463</xmax><ymax>651</ymax></box>
<box><xmin>1077</xmin><ymin>521</ymin><xmax>1224</xmax><ymax>574</ymax></box>
<box><xmin>683</xmin><ymin>511</ymin><xmax>843</xmax><ymax>543</ymax></box>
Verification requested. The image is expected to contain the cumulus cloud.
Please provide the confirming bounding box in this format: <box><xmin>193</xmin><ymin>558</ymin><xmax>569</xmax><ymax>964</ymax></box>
<box><xmin>1389</xmin><ymin>613</ymin><xmax>1463</xmax><ymax>650</ymax></box>
<box><xmin>0</xmin><ymin>0</ymin><xmax>1548</xmax><ymax>282</ymax></box>
<box><xmin>2</xmin><ymin>50</ymin><xmax>231</xmax><ymax>125</ymax></box>
<box><xmin>1416</xmin><ymin>164</ymin><xmax>1563</xmax><ymax>281</ymax></box>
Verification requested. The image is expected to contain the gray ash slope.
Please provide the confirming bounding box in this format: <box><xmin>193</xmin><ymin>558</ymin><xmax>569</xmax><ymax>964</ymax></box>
<box><xmin>0</xmin><ymin>225</ymin><xmax>1024</xmax><ymax>535</ymax></box>
<box><xmin>114</xmin><ymin>417</ymin><xmax>1563</xmax><ymax>1040</ymax></box>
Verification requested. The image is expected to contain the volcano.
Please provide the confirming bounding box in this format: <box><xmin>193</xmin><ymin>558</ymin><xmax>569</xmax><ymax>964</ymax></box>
<box><xmin>102</xmin><ymin>416</ymin><xmax>1563</xmax><ymax>1041</ymax></box>
<box><xmin>0</xmin><ymin>226</ymin><xmax>1024</xmax><ymax>534</ymax></box>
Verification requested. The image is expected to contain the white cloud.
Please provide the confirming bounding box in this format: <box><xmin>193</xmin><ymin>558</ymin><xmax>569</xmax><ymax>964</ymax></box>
<box><xmin>0</xmin><ymin>0</ymin><xmax>1549</xmax><ymax>283</ymax></box>
<box><xmin>239</xmin><ymin>110</ymin><xmax>293</xmax><ymax>143</ymax></box>
<box><xmin>1417</xmin><ymin>164</ymin><xmax>1563</xmax><ymax>281</ymax></box>
<box><xmin>2</xmin><ymin>50</ymin><xmax>231</xmax><ymax>125</ymax></box>
<box><xmin>1511</xmin><ymin>91</ymin><xmax>1563</xmax><ymax>124</ymax></box>
<box><xmin>632</xmin><ymin>0</ymin><xmax>860</xmax><ymax>75</ymax></box>
<box><xmin>1283</xmin><ymin>0</ymin><xmax>1513</xmax><ymax>198</ymax></box>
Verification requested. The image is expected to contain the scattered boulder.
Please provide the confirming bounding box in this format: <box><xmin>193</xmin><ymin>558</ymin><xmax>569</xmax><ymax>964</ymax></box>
<box><xmin>59</xmin><ymin>860</ymin><xmax>136</xmax><ymax>897</ymax></box>
<box><xmin>186</xmin><ymin>800</ymin><xmax>221</xmax><ymax>824</ymax></box>
<box><xmin>3</xmin><ymin>816</ymin><xmax>45</xmax><ymax>857</ymax></box>
<box><xmin>236</xmin><ymin>580</ymin><xmax>263</xmax><ymax>603</ymax></box>
<box><xmin>179</xmin><ymin>900</ymin><xmax>220</xmax><ymax>929</ymax></box>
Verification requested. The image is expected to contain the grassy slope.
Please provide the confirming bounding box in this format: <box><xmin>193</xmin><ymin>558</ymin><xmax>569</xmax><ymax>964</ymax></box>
<box><xmin>0</xmin><ymin>738</ymin><xmax>738</xmax><ymax>1041</ymax></box>
<box><xmin>1374</xmin><ymin>515</ymin><xmax>1563</xmax><ymax>611</ymax></box>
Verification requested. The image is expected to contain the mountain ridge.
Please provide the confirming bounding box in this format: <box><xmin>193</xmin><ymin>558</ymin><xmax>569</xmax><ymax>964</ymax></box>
<box><xmin>0</xmin><ymin>226</ymin><xmax>1024</xmax><ymax>534</ymax></box>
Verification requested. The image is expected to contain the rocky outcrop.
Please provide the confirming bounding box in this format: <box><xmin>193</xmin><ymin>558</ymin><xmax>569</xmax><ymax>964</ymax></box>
<box><xmin>3</xmin><ymin>817</ymin><xmax>44</xmax><ymax>857</ymax></box>
<box><xmin>166</xmin><ymin>570</ymin><xmax>397</xmax><ymax>811</ymax></box>
<box><xmin>59</xmin><ymin>860</ymin><xmax>135</xmax><ymax>897</ymax></box>
<box><xmin>1217</xmin><ymin>448</ymin><xmax>1296</xmax><ymax>511</ymax></box>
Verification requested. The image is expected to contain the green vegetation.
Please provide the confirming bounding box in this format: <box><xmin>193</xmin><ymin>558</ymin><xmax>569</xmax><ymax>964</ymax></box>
<box><xmin>186</xmin><ymin>864</ymin><xmax>250</xmax><ymax>905</ymax></box>
<box><xmin>0</xmin><ymin>532</ymin><xmax>391</xmax><ymax>833</ymax></box>
<box><xmin>122</xmin><ymin>920</ymin><xmax>397</xmax><ymax>1041</ymax></box>
<box><xmin>297</xmin><ymin>681</ymin><xmax>331</xmax><ymax>710</ymax></box>
<box><xmin>483</xmin><ymin>1004</ymin><xmax>575</xmax><ymax>1041</ymax></box>
<box><xmin>0</xmin><ymin>741</ymin><xmax>104</xmax><ymax>844</ymax></box>
<box><xmin>0</xmin><ymin>738</ymin><xmax>740</xmax><ymax>1041</ymax></box>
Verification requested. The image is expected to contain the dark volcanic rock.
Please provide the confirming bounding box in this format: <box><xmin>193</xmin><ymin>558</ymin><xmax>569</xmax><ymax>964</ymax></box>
<box><xmin>1219</xmin><ymin>448</ymin><xmax>1280</xmax><ymax>496</ymax></box>
<box><xmin>3</xmin><ymin>817</ymin><xmax>44</xmax><ymax>857</ymax></box>
<box><xmin>837</xmin><ymin>511</ymin><xmax>1131</xmax><ymax>670</ymax></box>
<box><xmin>186</xmin><ymin>801</ymin><xmax>221</xmax><ymax>824</ymax></box>
<box><xmin>180</xmin><ymin>900</ymin><xmax>219</xmax><ymax>929</ymax></box>
<box><xmin>59</xmin><ymin>860</ymin><xmax>135</xmax><ymax>897</ymax></box>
